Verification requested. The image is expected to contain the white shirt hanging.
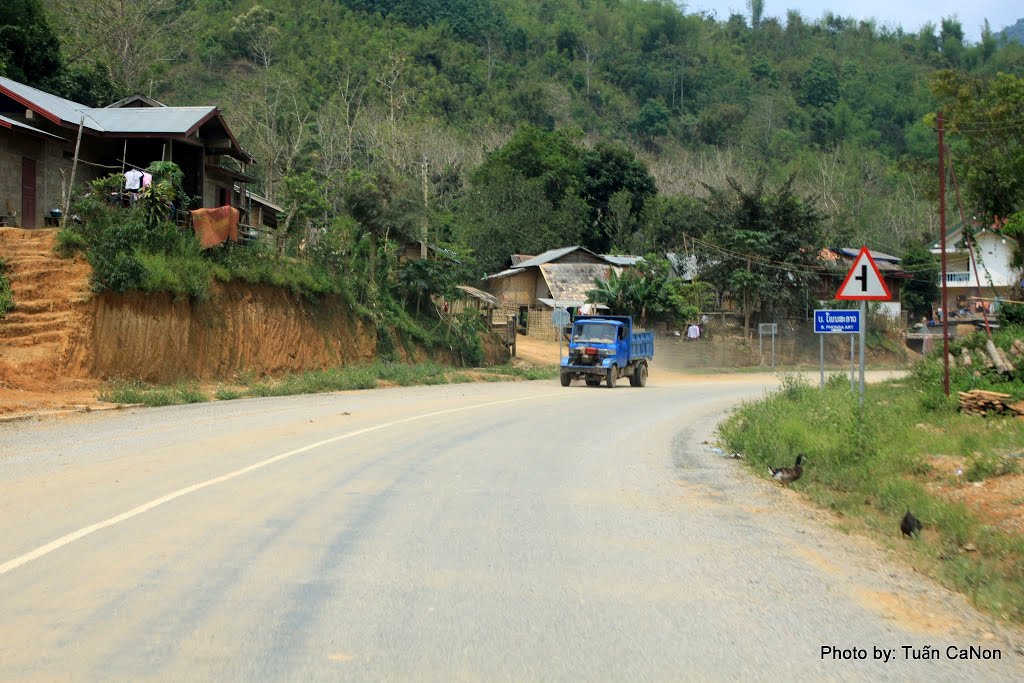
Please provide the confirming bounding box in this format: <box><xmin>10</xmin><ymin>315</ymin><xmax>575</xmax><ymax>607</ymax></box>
<box><xmin>124</xmin><ymin>169</ymin><xmax>144</xmax><ymax>191</ymax></box>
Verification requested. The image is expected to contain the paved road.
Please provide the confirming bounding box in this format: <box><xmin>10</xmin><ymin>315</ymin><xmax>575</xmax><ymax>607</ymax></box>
<box><xmin>1</xmin><ymin>375</ymin><xmax>1021</xmax><ymax>681</ymax></box>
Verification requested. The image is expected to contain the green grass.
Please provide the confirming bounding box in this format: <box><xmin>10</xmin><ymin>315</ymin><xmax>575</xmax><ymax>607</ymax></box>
<box><xmin>718</xmin><ymin>359</ymin><xmax>1024</xmax><ymax>623</ymax></box>
<box><xmin>100</xmin><ymin>362</ymin><xmax>559</xmax><ymax>408</ymax></box>
<box><xmin>0</xmin><ymin>257</ymin><xmax>13</xmax><ymax>318</ymax></box>
<box><xmin>100</xmin><ymin>380</ymin><xmax>210</xmax><ymax>407</ymax></box>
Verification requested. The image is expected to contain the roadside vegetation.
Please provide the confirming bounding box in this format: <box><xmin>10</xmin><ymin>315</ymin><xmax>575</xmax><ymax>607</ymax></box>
<box><xmin>719</xmin><ymin>324</ymin><xmax>1024</xmax><ymax>622</ymax></box>
<box><xmin>100</xmin><ymin>362</ymin><xmax>558</xmax><ymax>407</ymax></box>
<box><xmin>57</xmin><ymin>162</ymin><xmax>495</xmax><ymax>367</ymax></box>
<box><xmin>0</xmin><ymin>257</ymin><xmax>13</xmax><ymax>319</ymax></box>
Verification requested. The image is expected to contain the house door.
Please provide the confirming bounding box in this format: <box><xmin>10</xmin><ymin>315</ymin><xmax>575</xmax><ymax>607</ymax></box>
<box><xmin>21</xmin><ymin>158</ymin><xmax>37</xmax><ymax>228</ymax></box>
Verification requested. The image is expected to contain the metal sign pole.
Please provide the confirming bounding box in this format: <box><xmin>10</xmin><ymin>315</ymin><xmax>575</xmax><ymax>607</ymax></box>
<box><xmin>820</xmin><ymin>335</ymin><xmax>825</xmax><ymax>389</ymax></box>
<box><xmin>849</xmin><ymin>334</ymin><xmax>855</xmax><ymax>393</ymax></box>
<box><xmin>772</xmin><ymin>328</ymin><xmax>776</xmax><ymax>369</ymax></box>
<box><xmin>858</xmin><ymin>301</ymin><xmax>866</xmax><ymax>406</ymax></box>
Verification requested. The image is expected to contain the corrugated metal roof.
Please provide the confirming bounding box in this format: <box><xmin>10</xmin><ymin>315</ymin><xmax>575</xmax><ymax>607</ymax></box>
<box><xmin>823</xmin><ymin>248</ymin><xmax>906</xmax><ymax>275</ymax></box>
<box><xmin>601</xmin><ymin>254</ymin><xmax>642</xmax><ymax>266</ymax></box>
<box><xmin>88</xmin><ymin>107</ymin><xmax>216</xmax><ymax>134</ymax></box>
<box><xmin>0</xmin><ymin>76</ymin><xmax>250</xmax><ymax>161</ymax></box>
<box><xmin>105</xmin><ymin>94</ymin><xmax>166</xmax><ymax>108</ymax></box>
<box><xmin>0</xmin><ymin>114</ymin><xmax>67</xmax><ymax>140</ymax></box>
<box><xmin>0</xmin><ymin>76</ymin><xmax>88</xmax><ymax>125</ymax></box>
<box><xmin>235</xmin><ymin>186</ymin><xmax>284</xmax><ymax>213</ymax></box>
<box><xmin>666</xmin><ymin>252</ymin><xmax>698</xmax><ymax>280</ymax></box>
<box><xmin>484</xmin><ymin>267</ymin><xmax>524</xmax><ymax>280</ymax></box>
<box><xmin>514</xmin><ymin>246</ymin><xmax>583</xmax><ymax>269</ymax></box>
<box><xmin>1</xmin><ymin>77</ymin><xmax>215</xmax><ymax>133</ymax></box>
<box><xmin>836</xmin><ymin>247</ymin><xmax>900</xmax><ymax>262</ymax></box>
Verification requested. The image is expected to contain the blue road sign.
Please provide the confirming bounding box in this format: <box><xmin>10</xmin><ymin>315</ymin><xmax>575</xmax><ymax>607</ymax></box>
<box><xmin>814</xmin><ymin>309</ymin><xmax>861</xmax><ymax>334</ymax></box>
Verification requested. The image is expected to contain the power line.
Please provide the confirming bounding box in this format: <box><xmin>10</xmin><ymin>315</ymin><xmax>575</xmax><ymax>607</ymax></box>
<box><xmin>684</xmin><ymin>233</ymin><xmax>951</xmax><ymax>286</ymax></box>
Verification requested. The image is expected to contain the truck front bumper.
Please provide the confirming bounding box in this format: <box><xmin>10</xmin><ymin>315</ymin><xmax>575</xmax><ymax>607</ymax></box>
<box><xmin>560</xmin><ymin>363</ymin><xmax>612</xmax><ymax>378</ymax></box>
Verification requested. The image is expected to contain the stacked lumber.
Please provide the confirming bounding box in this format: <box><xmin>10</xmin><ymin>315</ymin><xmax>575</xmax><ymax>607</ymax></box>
<box><xmin>958</xmin><ymin>389</ymin><xmax>1024</xmax><ymax>416</ymax></box>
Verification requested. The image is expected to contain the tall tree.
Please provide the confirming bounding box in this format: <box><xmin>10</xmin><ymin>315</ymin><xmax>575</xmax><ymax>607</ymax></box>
<box><xmin>898</xmin><ymin>243</ymin><xmax>939</xmax><ymax>319</ymax></box>
<box><xmin>696</xmin><ymin>176</ymin><xmax>826</xmax><ymax>339</ymax></box>
<box><xmin>0</xmin><ymin>0</ymin><xmax>62</xmax><ymax>85</ymax></box>
<box><xmin>931</xmin><ymin>71</ymin><xmax>1024</xmax><ymax>219</ymax></box>
<box><xmin>46</xmin><ymin>0</ymin><xmax>194</xmax><ymax>92</ymax></box>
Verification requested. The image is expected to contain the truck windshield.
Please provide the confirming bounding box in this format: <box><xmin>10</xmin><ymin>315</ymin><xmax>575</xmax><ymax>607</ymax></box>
<box><xmin>573</xmin><ymin>322</ymin><xmax>616</xmax><ymax>343</ymax></box>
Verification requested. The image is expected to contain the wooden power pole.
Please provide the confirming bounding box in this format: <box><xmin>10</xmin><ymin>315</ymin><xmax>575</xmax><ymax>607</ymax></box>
<box><xmin>938</xmin><ymin>111</ymin><xmax>950</xmax><ymax>397</ymax></box>
<box><xmin>421</xmin><ymin>154</ymin><xmax>429</xmax><ymax>259</ymax></box>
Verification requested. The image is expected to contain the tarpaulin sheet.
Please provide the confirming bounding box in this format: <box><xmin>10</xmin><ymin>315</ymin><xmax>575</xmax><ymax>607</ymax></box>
<box><xmin>190</xmin><ymin>206</ymin><xmax>239</xmax><ymax>249</ymax></box>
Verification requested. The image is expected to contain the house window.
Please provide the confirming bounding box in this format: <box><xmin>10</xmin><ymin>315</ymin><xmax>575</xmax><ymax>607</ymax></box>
<box><xmin>217</xmin><ymin>187</ymin><xmax>228</xmax><ymax>207</ymax></box>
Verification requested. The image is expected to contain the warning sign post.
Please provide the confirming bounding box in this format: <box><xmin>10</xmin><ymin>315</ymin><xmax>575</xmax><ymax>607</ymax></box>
<box><xmin>834</xmin><ymin>247</ymin><xmax>891</xmax><ymax>405</ymax></box>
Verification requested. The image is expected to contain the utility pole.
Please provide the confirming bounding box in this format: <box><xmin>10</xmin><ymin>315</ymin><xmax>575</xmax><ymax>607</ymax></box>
<box><xmin>938</xmin><ymin>111</ymin><xmax>950</xmax><ymax>397</ymax></box>
<box><xmin>420</xmin><ymin>154</ymin><xmax>429</xmax><ymax>259</ymax></box>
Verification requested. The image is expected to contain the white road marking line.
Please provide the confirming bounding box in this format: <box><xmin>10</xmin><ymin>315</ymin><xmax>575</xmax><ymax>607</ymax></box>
<box><xmin>0</xmin><ymin>392</ymin><xmax>558</xmax><ymax>576</ymax></box>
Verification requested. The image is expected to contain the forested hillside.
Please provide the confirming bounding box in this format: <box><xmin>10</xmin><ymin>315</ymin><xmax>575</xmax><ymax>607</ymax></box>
<box><xmin>1003</xmin><ymin>19</ymin><xmax>1024</xmax><ymax>45</ymax></box>
<box><xmin>7</xmin><ymin>1</ymin><xmax>1024</xmax><ymax>275</ymax></box>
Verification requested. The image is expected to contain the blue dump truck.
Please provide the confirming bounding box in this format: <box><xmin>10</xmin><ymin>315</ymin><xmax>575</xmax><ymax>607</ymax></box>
<box><xmin>559</xmin><ymin>315</ymin><xmax>654</xmax><ymax>388</ymax></box>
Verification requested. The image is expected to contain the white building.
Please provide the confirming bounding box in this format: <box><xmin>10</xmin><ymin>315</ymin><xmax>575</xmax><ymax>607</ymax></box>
<box><xmin>930</xmin><ymin>224</ymin><xmax>1021</xmax><ymax>313</ymax></box>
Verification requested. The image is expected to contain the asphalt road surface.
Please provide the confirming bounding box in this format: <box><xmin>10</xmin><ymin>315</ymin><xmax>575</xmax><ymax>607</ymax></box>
<box><xmin>1</xmin><ymin>374</ymin><xmax>1022</xmax><ymax>681</ymax></box>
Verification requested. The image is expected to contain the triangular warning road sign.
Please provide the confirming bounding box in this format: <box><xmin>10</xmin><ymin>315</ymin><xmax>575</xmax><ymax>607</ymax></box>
<box><xmin>835</xmin><ymin>246</ymin><xmax>892</xmax><ymax>301</ymax></box>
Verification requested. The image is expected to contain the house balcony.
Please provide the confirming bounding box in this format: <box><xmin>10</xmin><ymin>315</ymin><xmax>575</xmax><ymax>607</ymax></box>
<box><xmin>942</xmin><ymin>271</ymin><xmax>972</xmax><ymax>286</ymax></box>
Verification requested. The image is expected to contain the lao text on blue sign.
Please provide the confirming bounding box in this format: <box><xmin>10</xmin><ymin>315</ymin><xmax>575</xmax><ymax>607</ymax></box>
<box><xmin>814</xmin><ymin>309</ymin><xmax>861</xmax><ymax>334</ymax></box>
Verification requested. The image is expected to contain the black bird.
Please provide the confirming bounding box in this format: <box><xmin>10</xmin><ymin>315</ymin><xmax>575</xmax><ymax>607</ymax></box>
<box><xmin>900</xmin><ymin>510</ymin><xmax>922</xmax><ymax>539</ymax></box>
<box><xmin>768</xmin><ymin>454</ymin><xmax>805</xmax><ymax>486</ymax></box>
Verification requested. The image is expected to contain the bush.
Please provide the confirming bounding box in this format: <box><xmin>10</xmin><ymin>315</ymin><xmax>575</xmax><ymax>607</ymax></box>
<box><xmin>0</xmin><ymin>257</ymin><xmax>13</xmax><ymax>318</ymax></box>
<box><xmin>55</xmin><ymin>228</ymin><xmax>89</xmax><ymax>256</ymax></box>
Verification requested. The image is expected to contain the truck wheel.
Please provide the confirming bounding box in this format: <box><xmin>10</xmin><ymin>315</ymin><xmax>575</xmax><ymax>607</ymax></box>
<box><xmin>585</xmin><ymin>378</ymin><xmax>601</xmax><ymax>387</ymax></box>
<box><xmin>606</xmin><ymin>365</ymin><xmax>617</xmax><ymax>388</ymax></box>
<box><xmin>628</xmin><ymin>368</ymin><xmax>638</xmax><ymax>387</ymax></box>
<box><xmin>633</xmin><ymin>363</ymin><xmax>648</xmax><ymax>388</ymax></box>
<box><xmin>559</xmin><ymin>372</ymin><xmax>571</xmax><ymax>387</ymax></box>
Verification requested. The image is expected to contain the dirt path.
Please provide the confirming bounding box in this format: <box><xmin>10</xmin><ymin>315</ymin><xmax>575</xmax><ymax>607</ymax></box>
<box><xmin>0</xmin><ymin>228</ymin><xmax>101</xmax><ymax>416</ymax></box>
<box><xmin>514</xmin><ymin>333</ymin><xmax>906</xmax><ymax>385</ymax></box>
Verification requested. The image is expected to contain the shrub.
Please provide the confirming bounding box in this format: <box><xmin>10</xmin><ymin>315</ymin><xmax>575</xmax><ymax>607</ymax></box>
<box><xmin>0</xmin><ymin>257</ymin><xmax>13</xmax><ymax>318</ymax></box>
<box><xmin>55</xmin><ymin>228</ymin><xmax>89</xmax><ymax>256</ymax></box>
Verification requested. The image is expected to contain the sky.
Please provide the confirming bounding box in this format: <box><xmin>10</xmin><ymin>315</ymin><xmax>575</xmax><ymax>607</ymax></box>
<box><xmin>684</xmin><ymin>1</ymin><xmax>1021</xmax><ymax>41</ymax></box>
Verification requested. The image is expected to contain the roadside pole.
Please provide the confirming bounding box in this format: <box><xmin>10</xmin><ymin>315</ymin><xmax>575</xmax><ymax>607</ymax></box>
<box><xmin>859</xmin><ymin>301</ymin><xmax>866</xmax><ymax>406</ymax></box>
<box><xmin>850</xmin><ymin>334</ymin><xmax>855</xmax><ymax>393</ymax></box>
<box><xmin>819</xmin><ymin>335</ymin><xmax>824</xmax><ymax>389</ymax></box>
<box><xmin>814</xmin><ymin>310</ymin><xmax>861</xmax><ymax>392</ymax></box>
<box><xmin>833</xmin><ymin>246</ymin><xmax>893</xmax><ymax>407</ymax></box>
<box><xmin>552</xmin><ymin>307</ymin><xmax>570</xmax><ymax>364</ymax></box>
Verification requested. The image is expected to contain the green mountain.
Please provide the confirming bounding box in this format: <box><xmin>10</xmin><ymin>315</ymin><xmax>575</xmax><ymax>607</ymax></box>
<box><xmin>1002</xmin><ymin>18</ymin><xmax>1024</xmax><ymax>45</ymax></box>
<box><xmin>15</xmin><ymin>1</ymin><xmax>1024</xmax><ymax>263</ymax></box>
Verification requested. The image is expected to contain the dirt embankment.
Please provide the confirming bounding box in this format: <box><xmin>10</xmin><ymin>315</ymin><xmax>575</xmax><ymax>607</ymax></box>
<box><xmin>3</xmin><ymin>228</ymin><xmax>472</xmax><ymax>413</ymax></box>
<box><xmin>1</xmin><ymin>229</ymin><xmax>97</xmax><ymax>412</ymax></box>
<box><xmin>90</xmin><ymin>284</ymin><xmax>377</xmax><ymax>383</ymax></box>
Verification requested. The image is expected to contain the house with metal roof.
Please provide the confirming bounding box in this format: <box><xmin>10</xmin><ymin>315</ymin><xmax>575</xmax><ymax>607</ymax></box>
<box><xmin>0</xmin><ymin>75</ymin><xmax>254</xmax><ymax>228</ymax></box>
<box><xmin>816</xmin><ymin>247</ymin><xmax>910</xmax><ymax>319</ymax></box>
<box><xmin>483</xmin><ymin>246</ymin><xmax>626</xmax><ymax>310</ymax></box>
<box><xmin>929</xmin><ymin>222</ymin><xmax>1021</xmax><ymax>314</ymax></box>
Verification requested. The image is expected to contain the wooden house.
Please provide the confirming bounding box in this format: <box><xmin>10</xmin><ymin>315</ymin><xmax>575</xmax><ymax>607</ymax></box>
<box><xmin>0</xmin><ymin>75</ymin><xmax>253</xmax><ymax>229</ymax></box>
<box><xmin>483</xmin><ymin>246</ymin><xmax>635</xmax><ymax>338</ymax></box>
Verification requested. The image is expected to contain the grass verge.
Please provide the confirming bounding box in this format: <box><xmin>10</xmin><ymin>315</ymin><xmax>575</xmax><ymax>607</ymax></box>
<box><xmin>718</xmin><ymin>367</ymin><xmax>1024</xmax><ymax>623</ymax></box>
<box><xmin>101</xmin><ymin>362</ymin><xmax>559</xmax><ymax>408</ymax></box>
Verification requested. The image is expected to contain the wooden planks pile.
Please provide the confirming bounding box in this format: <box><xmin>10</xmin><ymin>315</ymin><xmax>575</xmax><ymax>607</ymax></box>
<box><xmin>958</xmin><ymin>389</ymin><xmax>1024</xmax><ymax>417</ymax></box>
